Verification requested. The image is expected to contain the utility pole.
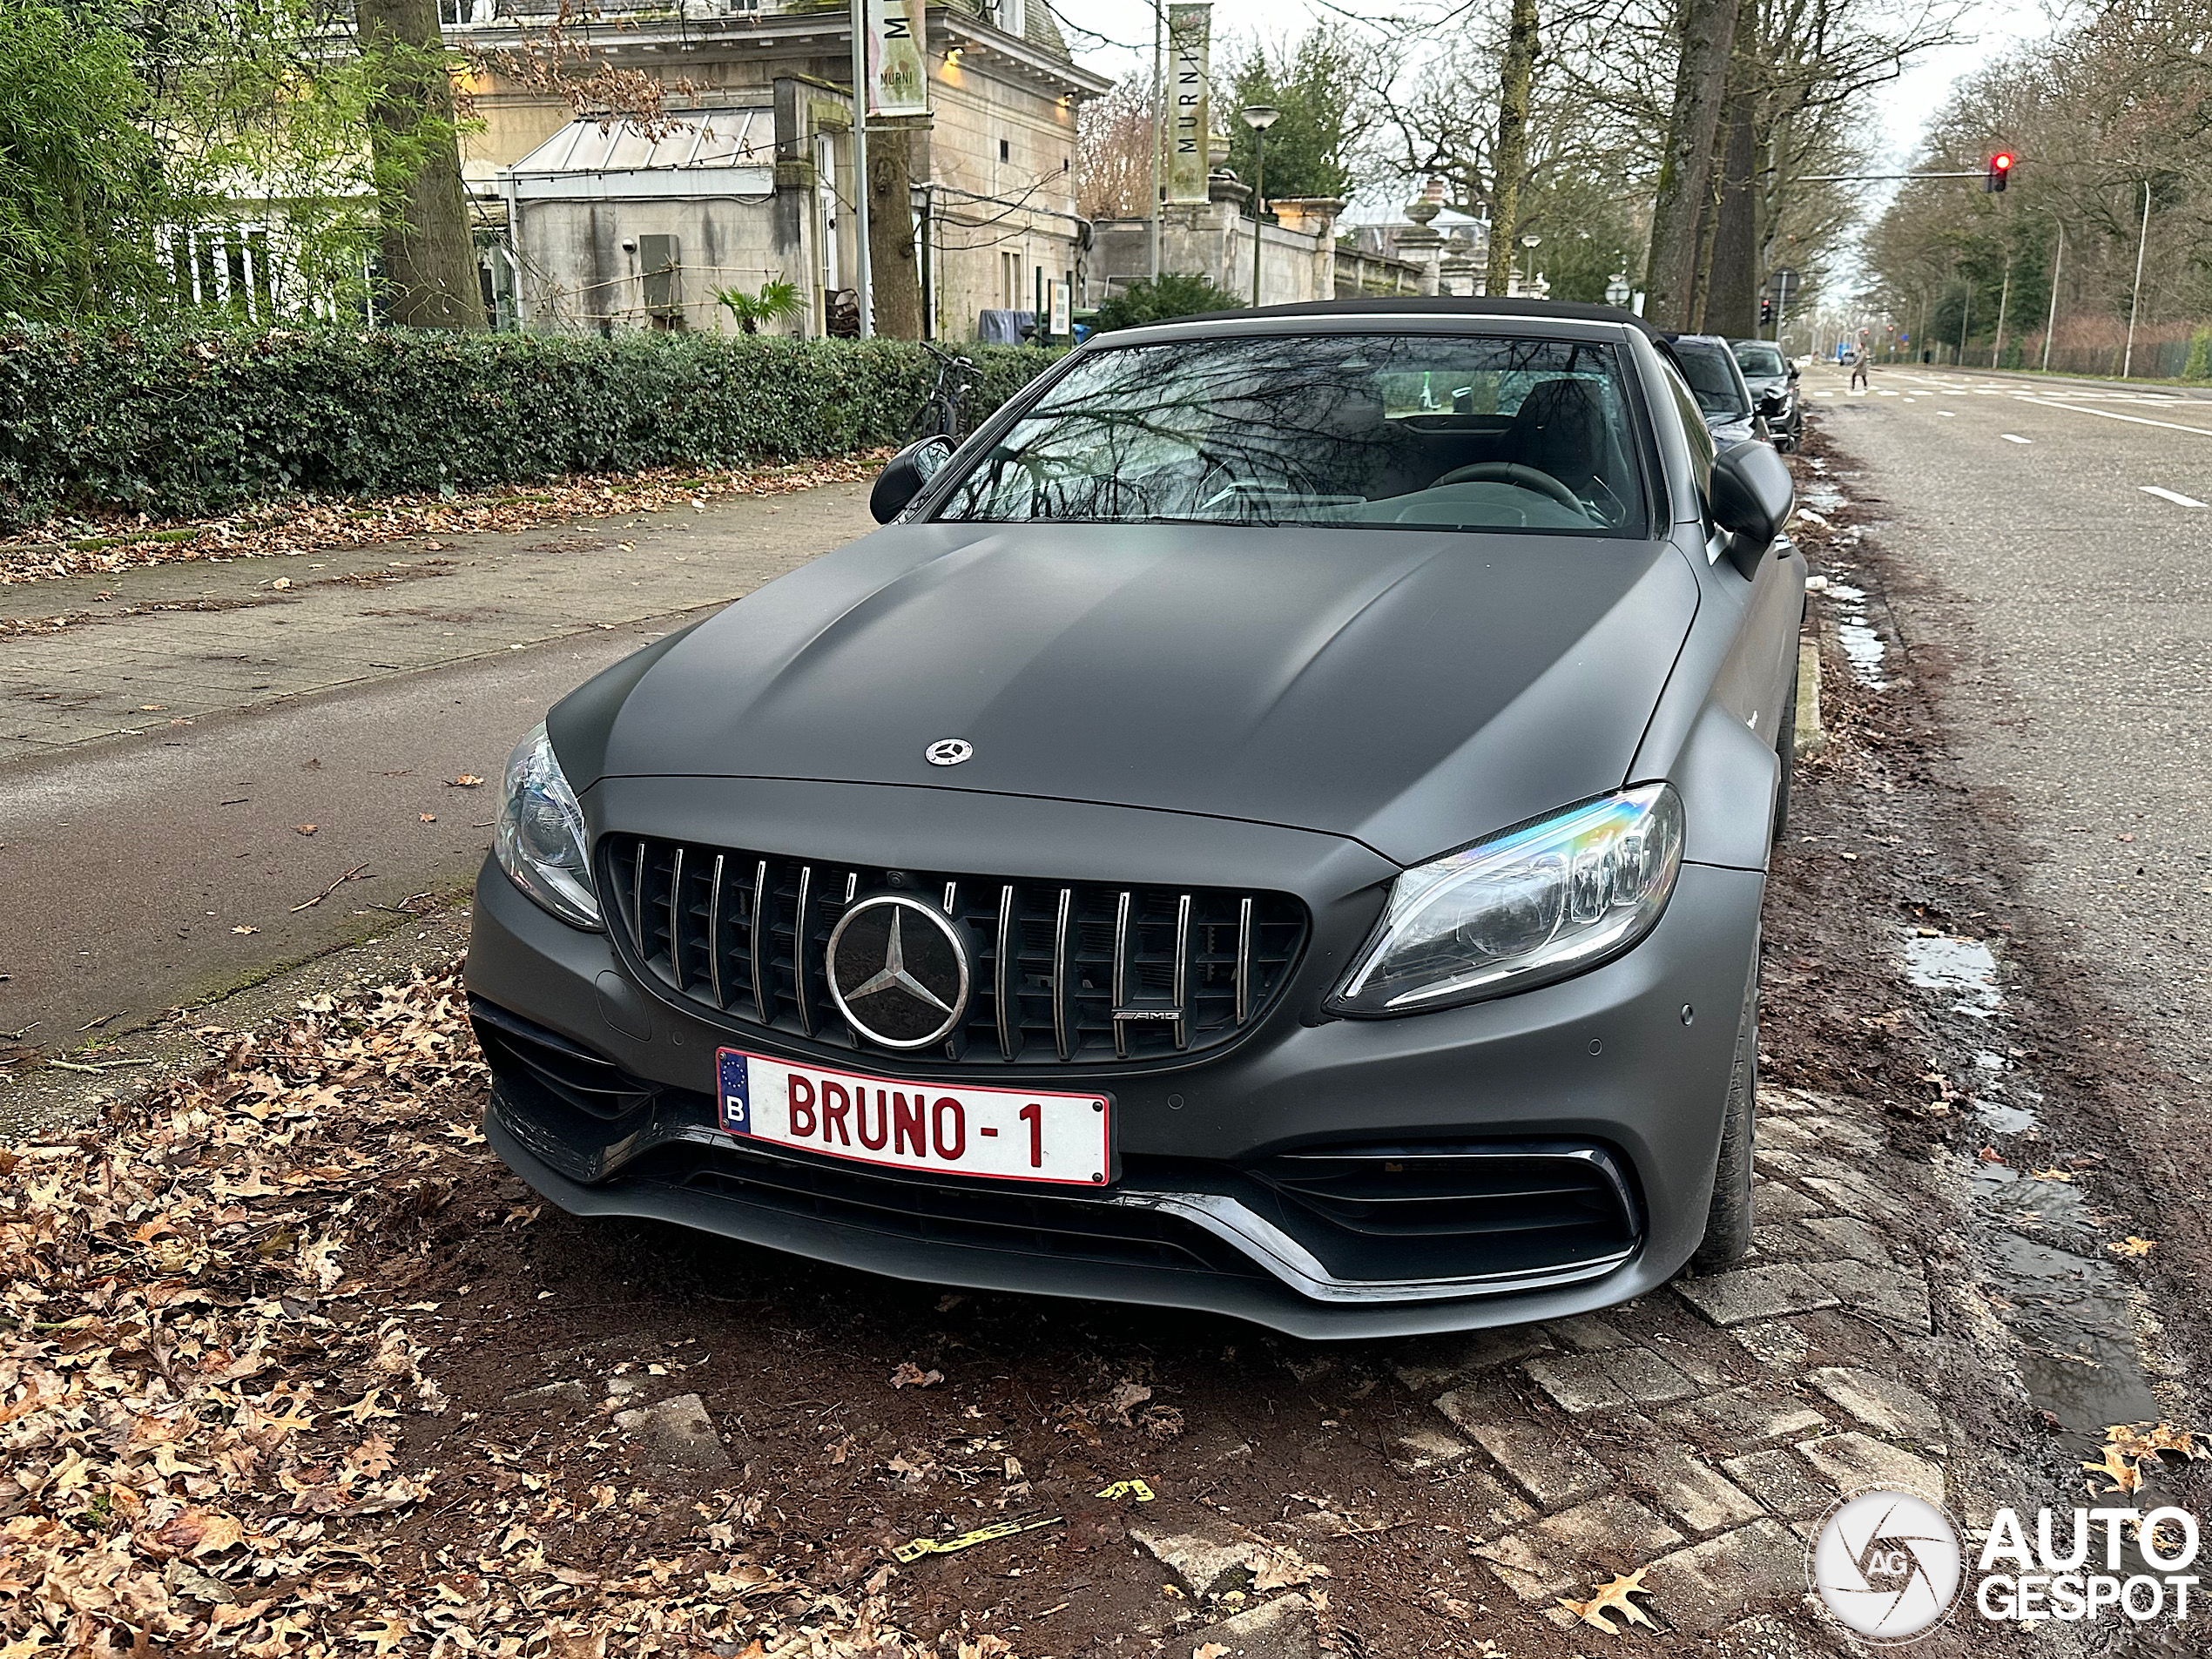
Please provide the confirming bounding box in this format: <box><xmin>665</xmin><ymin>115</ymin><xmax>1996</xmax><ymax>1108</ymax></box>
<box><xmin>1991</xmin><ymin>256</ymin><xmax>2010</xmax><ymax>368</ymax></box>
<box><xmin>2041</xmin><ymin>221</ymin><xmax>2064</xmax><ymax>374</ymax></box>
<box><xmin>847</xmin><ymin>0</ymin><xmax>873</xmax><ymax>337</ymax></box>
<box><xmin>2123</xmin><ymin>180</ymin><xmax>2150</xmax><ymax>380</ymax></box>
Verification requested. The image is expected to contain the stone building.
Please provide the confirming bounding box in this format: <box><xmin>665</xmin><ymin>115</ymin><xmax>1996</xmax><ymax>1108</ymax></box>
<box><xmin>448</xmin><ymin>0</ymin><xmax>1110</xmax><ymax>340</ymax></box>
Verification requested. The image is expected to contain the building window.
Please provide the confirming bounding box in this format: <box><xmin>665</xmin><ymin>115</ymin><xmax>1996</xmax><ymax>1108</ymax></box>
<box><xmin>999</xmin><ymin>138</ymin><xmax>1010</xmax><ymax>164</ymax></box>
<box><xmin>997</xmin><ymin>0</ymin><xmax>1024</xmax><ymax>35</ymax></box>
<box><xmin>1000</xmin><ymin>251</ymin><xmax>1022</xmax><ymax>310</ymax></box>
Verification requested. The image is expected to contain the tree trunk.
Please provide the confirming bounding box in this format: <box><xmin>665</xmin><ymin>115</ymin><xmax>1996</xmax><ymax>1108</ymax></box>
<box><xmin>357</xmin><ymin>0</ymin><xmax>486</xmax><ymax>330</ymax></box>
<box><xmin>867</xmin><ymin>127</ymin><xmax>925</xmax><ymax>340</ymax></box>
<box><xmin>1484</xmin><ymin>0</ymin><xmax>1541</xmax><ymax>296</ymax></box>
<box><xmin>1702</xmin><ymin>49</ymin><xmax>1760</xmax><ymax>337</ymax></box>
<box><xmin>1642</xmin><ymin>0</ymin><xmax>1740</xmax><ymax>328</ymax></box>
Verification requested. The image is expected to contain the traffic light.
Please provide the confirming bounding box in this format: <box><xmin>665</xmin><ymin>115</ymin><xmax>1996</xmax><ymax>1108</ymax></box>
<box><xmin>1986</xmin><ymin>152</ymin><xmax>2013</xmax><ymax>192</ymax></box>
<box><xmin>1760</xmin><ymin>297</ymin><xmax>1774</xmax><ymax>324</ymax></box>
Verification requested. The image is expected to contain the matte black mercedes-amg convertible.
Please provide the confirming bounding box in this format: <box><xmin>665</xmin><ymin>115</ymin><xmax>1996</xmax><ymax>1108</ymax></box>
<box><xmin>469</xmin><ymin>297</ymin><xmax>1802</xmax><ymax>1338</ymax></box>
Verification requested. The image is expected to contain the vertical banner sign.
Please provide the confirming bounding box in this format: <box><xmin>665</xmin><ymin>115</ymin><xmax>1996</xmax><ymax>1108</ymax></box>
<box><xmin>867</xmin><ymin>0</ymin><xmax>930</xmax><ymax>118</ymax></box>
<box><xmin>1050</xmin><ymin>279</ymin><xmax>1071</xmax><ymax>338</ymax></box>
<box><xmin>1166</xmin><ymin>2</ymin><xmax>1212</xmax><ymax>204</ymax></box>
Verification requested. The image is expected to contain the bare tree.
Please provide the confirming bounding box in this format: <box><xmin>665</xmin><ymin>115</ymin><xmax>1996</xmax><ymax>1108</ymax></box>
<box><xmin>1643</xmin><ymin>0</ymin><xmax>1740</xmax><ymax>327</ymax></box>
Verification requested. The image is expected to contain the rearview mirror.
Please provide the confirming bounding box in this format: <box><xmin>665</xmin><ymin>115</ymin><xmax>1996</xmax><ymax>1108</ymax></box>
<box><xmin>870</xmin><ymin>435</ymin><xmax>955</xmax><ymax>523</ymax></box>
<box><xmin>1710</xmin><ymin>439</ymin><xmax>1794</xmax><ymax>571</ymax></box>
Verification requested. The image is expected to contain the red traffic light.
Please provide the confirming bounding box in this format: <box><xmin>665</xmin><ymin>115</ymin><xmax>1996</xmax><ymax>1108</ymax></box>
<box><xmin>1985</xmin><ymin>152</ymin><xmax>2013</xmax><ymax>192</ymax></box>
<box><xmin>1992</xmin><ymin>153</ymin><xmax>2013</xmax><ymax>172</ymax></box>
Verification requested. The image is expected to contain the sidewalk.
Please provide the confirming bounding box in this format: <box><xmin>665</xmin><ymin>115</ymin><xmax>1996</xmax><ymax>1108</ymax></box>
<box><xmin>0</xmin><ymin>480</ymin><xmax>875</xmax><ymax>760</ymax></box>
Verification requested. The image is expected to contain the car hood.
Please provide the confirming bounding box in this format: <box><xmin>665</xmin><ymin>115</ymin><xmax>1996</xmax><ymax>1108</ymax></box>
<box><xmin>574</xmin><ymin>524</ymin><xmax>1700</xmax><ymax>867</ymax></box>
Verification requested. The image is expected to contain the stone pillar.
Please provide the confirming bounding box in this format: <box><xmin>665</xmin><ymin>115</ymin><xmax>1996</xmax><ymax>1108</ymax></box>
<box><xmin>1271</xmin><ymin>196</ymin><xmax>1345</xmax><ymax>304</ymax></box>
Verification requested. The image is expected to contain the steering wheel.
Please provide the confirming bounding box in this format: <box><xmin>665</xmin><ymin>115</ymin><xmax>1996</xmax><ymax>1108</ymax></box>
<box><xmin>1427</xmin><ymin>462</ymin><xmax>1588</xmax><ymax>513</ymax></box>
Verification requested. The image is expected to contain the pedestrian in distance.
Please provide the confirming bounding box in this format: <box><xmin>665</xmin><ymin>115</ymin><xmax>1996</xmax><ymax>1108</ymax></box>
<box><xmin>1848</xmin><ymin>347</ymin><xmax>1870</xmax><ymax>392</ymax></box>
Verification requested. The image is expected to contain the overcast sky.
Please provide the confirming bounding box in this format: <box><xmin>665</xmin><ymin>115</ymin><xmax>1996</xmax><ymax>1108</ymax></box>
<box><xmin>1068</xmin><ymin>0</ymin><xmax>2060</xmax><ymax>194</ymax></box>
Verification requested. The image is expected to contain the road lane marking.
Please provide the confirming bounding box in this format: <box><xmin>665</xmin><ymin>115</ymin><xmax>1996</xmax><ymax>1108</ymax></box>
<box><xmin>2141</xmin><ymin>486</ymin><xmax>2208</xmax><ymax>508</ymax></box>
<box><xmin>1938</xmin><ymin>411</ymin><xmax>1956</xmax><ymax>417</ymax></box>
<box><xmin>2001</xmin><ymin>434</ymin><xmax>2032</xmax><ymax>444</ymax></box>
<box><xmin>2026</xmin><ymin>400</ymin><xmax>2212</xmax><ymax>440</ymax></box>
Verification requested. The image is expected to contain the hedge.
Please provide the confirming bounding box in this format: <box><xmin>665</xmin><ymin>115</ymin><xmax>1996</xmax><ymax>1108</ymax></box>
<box><xmin>0</xmin><ymin>327</ymin><xmax>1058</xmax><ymax>530</ymax></box>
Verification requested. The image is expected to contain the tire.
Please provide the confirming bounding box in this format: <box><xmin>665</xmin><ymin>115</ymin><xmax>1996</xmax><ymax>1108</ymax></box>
<box><xmin>1690</xmin><ymin>948</ymin><xmax>1759</xmax><ymax>1273</ymax></box>
<box><xmin>1771</xmin><ymin>658</ymin><xmax>1797</xmax><ymax>844</ymax></box>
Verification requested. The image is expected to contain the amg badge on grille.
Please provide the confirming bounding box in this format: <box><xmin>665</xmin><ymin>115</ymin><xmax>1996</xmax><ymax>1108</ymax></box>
<box><xmin>924</xmin><ymin>738</ymin><xmax>974</xmax><ymax>766</ymax></box>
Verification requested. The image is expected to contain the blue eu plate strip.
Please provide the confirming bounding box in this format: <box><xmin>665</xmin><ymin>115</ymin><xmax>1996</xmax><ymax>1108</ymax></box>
<box><xmin>717</xmin><ymin>1049</ymin><xmax>751</xmax><ymax>1135</ymax></box>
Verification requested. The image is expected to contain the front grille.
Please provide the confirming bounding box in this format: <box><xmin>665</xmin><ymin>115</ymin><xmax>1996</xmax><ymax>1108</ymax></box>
<box><xmin>599</xmin><ymin>835</ymin><xmax>1309</xmax><ymax>1066</ymax></box>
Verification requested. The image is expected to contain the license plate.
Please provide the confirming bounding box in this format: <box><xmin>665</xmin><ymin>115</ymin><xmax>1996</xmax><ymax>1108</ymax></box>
<box><xmin>717</xmin><ymin>1049</ymin><xmax>1110</xmax><ymax>1187</ymax></box>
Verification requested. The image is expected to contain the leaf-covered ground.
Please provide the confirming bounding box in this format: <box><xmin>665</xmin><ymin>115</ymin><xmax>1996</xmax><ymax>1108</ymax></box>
<box><xmin>0</xmin><ymin>972</ymin><xmax>931</xmax><ymax>1656</ymax></box>
<box><xmin>1</xmin><ymin>974</ymin><xmax>1349</xmax><ymax>1658</ymax></box>
<box><xmin>0</xmin><ymin>453</ymin><xmax>888</xmax><ymax>589</ymax></box>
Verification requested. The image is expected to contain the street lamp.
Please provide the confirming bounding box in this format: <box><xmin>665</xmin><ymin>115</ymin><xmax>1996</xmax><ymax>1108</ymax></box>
<box><xmin>1518</xmin><ymin>233</ymin><xmax>1540</xmax><ymax>295</ymax></box>
<box><xmin>1240</xmin><ymin>105</ymin><xmax>1279</xmax><ymax>306</ymax></box>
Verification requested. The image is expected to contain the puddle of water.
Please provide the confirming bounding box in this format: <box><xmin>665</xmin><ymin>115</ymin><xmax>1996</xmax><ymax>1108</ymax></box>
<box><xmin>1976</xmin><ymin>1099</ymin><xmax>2039</xmax><ymax>1134</ymax></box>
<box><xmin>1902</xmin><ymin>933</ymin><xmax>2001</xmax><ymax>1015</ymax></box>
<box><xmin>1898</xmin><ymin>930</ymin><xmax>2169</xmax><ymax>1441</ymax></box>
<box><xmin>1837</xmin><ymin>619</ymin><xmax>1887</xmax><ymax>685</ymax></box>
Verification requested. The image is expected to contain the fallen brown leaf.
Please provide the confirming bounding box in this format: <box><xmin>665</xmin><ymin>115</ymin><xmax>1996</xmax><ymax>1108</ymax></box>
<box><xmin>1559</xmin><ymin>1567</ymin><xmax>1659</xmax><ymax>1635</ymax></box>
<box><xmin>889</xmin><ymin>1361</ymin><xmax>944</xmax><ymax>1390</ymax></box>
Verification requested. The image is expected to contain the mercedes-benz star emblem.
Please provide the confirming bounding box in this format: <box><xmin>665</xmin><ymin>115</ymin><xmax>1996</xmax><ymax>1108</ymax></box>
<box><xmin>825</xmin><ymin>894</ymin><xmax>972</xmax><ymax>1049</ymax></box>
<box><xmin>925</xmin><ymin>738</ymin><xmax>974</xmax><ymax>766</ymax></box>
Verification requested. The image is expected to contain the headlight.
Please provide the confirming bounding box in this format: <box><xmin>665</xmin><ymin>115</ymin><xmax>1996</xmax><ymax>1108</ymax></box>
<box><xmin>494</xmin><ymin>723</ymin><xmax>601</xmax><ymax>930</ymax></box>
<box><xmin>1327</xmin><ymin>784</ymin><xmax>1683</xmax><ymax>1015</ymax></box>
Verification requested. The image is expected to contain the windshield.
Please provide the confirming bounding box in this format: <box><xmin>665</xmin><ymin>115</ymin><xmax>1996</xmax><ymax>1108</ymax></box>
<box><xmin>929</xmin><ymin>334</ymin><xmax>1647</xmax><ymax>536</ymax></box>
<box><xmin>1672</xmin><ymin>340</ymin><xmax>1750</xmax><ymax>417</ymax></box>
<box><xmin>1731</xmin><ymin>342</ymin><xmax>1786</xmax><ymax>378</ymax></box>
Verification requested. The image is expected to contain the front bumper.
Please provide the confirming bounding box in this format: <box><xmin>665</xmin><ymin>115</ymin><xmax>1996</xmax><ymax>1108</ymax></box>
<box><xmin>469</xmin><ymin>829</ymin><xmax>1764</xmax><ymax>1340</ymax></box>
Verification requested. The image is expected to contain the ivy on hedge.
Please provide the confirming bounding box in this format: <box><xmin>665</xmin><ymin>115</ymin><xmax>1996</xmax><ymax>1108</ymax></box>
<box><xmin>0</xmin><ymin>327</ymin><xmax>1057</xmax><ymax>529</ymax></box>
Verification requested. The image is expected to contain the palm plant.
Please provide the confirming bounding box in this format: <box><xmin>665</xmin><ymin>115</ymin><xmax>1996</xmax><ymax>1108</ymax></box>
<box><xmin>716</xmin><ymin>277</ymin><xmax>806</xmax><ymax>334</ymax></box>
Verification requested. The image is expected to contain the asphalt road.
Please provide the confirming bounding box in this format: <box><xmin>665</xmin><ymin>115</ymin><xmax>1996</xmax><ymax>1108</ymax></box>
<box><xmin>0</xmin><ymin>482</ymin><xmax>874</xmax><ymax>1052</ymax></box>
<box><xmin>1811</xmin><ymin>362</ymin><xmax>2212</xmax><ymax>1085</ymax></box>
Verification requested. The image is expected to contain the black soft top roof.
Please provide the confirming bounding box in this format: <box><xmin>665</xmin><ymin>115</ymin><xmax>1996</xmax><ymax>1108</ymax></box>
<box><xmin>1182</xmin><ymin>295</ymin><xmax>1665</xmax><ymax>341</ymax></box>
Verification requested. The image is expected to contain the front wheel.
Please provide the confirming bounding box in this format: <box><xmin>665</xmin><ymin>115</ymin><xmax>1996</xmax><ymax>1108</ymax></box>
<box><xmin>1689</xmin><ymin>948</ymin><xmax>1759</xmax><ymax>1272</ymax></box>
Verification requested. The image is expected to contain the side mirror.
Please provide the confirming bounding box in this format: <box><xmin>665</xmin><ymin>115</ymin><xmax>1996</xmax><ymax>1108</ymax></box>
<box><xmin>1710</xmin><ymin>438</ymin><xmax>1794</xmax><ymax>573</ymax></box>
<box><xmin>869</xmin><ymin>435</ymin><xmax>955</xmax><ymax>523</ymax></box>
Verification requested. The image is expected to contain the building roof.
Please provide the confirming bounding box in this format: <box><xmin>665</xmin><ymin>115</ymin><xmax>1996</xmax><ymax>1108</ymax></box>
<box><xmin>509</xmin><ymin>109</ymin><xmax>774</xmax><ymax>178</ymax></box>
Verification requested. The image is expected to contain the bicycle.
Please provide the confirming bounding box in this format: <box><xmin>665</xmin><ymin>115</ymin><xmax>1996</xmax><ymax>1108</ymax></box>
<box><xmin>907</xmin><ymin>341</ymin><xmax>981</xmax><ymax>442</ymax></box>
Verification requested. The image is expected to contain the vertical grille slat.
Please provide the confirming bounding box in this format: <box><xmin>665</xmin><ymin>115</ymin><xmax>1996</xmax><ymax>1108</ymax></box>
<box><xmin>665</xmin><ymin>847</ymin><xmax>687</xmax><ymax>992</ymax></box>
<box><xmin>995</xmin><ymin>884</ymin><xmax>1016</xmax><ymax>1061</ymax></box>
<box><xmin>1051</xmin><ymin>887</ymin><xmax>1074</xmax><ymax>1062</ymax></box>
<box><xmin>1235</xmin><ymin>895</ymin><xmax>1254</xmax><ymax>1026</ymax></box>
<box><xmin>600</xmin><ymin>835</ymin><xmax>1306</xmax><ymax>1066</ymax></box>
<box><xmin>749</xmin><ymin>860</ymin><xmax>770</xmax><ymax>1023</ymax></box>
<box><xmin>793</xmin><ymin>865</ymin><xmax>816</xmax><ymax>1038</ymax></box>
<box><xmin>706</xmin><ymin>853</ymin><xmax>727</xmax><ymax>1009</ymax></box>
<box><xmin>1172</xmin><ymin>893</ymin><xmax>1191</xmax><ymax>1051</ymax></box>
<box><xmin>628</xmin><ymin>842</ymin><xmax>647</xmax><ymax>957</ymax></box>
<box><xmin>1110</xmin><ymin>890</ymin><xmax>1132</xmax><ymax>1061</ymax></box>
